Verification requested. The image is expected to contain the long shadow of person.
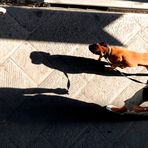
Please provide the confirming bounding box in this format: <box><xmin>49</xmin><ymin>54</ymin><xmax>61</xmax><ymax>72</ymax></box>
<box><xmin>0</xmin><ymin>87</ymin><xmax>129</xmax><ymax>148</ymax></box>
<box><xmin>30</xmin><ymin>51</ymin><xmax>148</xmax><ymax>89</ymax></box>
<box><xmin>30</xmin><ymin>51</ymin><xmax>148</xmax><ymax>77</ymax></box>
<box><xmin>30</xmin><ymin>51</ymin><xmax>114</xmax><ymax>91</ymax></box>
<box><xmin>30</xmin><ymin>51</ymin><xmax>111</xmax><ymax>75</ymax></box>
<box><xmin>0</xmin><ymin>87</ymin><xmax>148</xmax><ymax>148</ymax></box>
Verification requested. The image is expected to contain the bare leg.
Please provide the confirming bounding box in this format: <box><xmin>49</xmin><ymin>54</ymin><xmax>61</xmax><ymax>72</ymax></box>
<box><xmin>133</xmin><ymin>105</ymin><xmax>148</xmax><ymax>112</ymax></box>
<box><xmin>106</xmin><ymin>105</ymin><xmax>127</xmax><ymax>113</ymax></box>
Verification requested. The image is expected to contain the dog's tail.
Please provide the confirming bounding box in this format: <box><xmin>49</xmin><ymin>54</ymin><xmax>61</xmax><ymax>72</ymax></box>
<box><xmin>145</xmin><ymin>66</ymin><xmax>148</xmax><ymax>70</ymax></box>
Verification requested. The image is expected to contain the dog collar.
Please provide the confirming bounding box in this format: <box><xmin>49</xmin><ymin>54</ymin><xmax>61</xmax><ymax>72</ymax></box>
<box><xmin>104</xmin><ymin>45</ymin><xmax>111</xmax><ymax>59</ymax></box>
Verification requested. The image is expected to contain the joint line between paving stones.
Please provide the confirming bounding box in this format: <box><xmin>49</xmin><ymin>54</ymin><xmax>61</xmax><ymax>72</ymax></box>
<box><xmin>133</xmin><ymin>15</ymin><xmax>146</xmax><ymax>29</ymax></box>
<box><xmin>92</xmin><ymin>125</ymin><xmax>114</xmax><ymax>145</ymax></box>
<box><xmin>38</xmin><ymin>69</ymin><xmax>56</xmax><ymax>87</ymax></box>
<box><xmin>66</xmin><ymin>126</ymin><xmax>92</xmax><ymax>148</ymax></box>
<box><xmin>9</xmin><ymin>58</ymin><xmax>38</xmax><ymax>86</ymax></box>
<box><xmin>125</xmin><ymin>28</ymin><xmax>148</xmax><ymax>48</ymax></box>
<box><xmin>108</xmin><ymin>81</ymin><xmax>132</xmax><ymax>105</ymax></box>
<box><xmin>38</xmin><ymin>125</ymin><xmax>61</xmax><ymax>148</ymax></box>
<box><xmin>73</xmin><ymin>75</ymin><xmax>96</xmax><ymax>98</ymax></box>
<box><xmin>26</xmin><ymin>42</ymin><xmax>57</xmax><ymax>87</ymax></box>
<box><xmin>6</xmin><ymin>6</ymin><xmax>44</xmax><ymax>35</ymax></box>
<box><xmin>26</xmin><ymin>133</ymin><xmax>56</xmax><ymax>148</ymax></box>
<box><xmin>112</xmin><ymin>122</ymin><xmax>134</xmax><ymax>144</ymax></box>
<box><xmin>124</xmin><ymin>28</ymin><xmax>141</xmax><ymax>45</ymax></box>
<box><xmin>40</xmin><ymin>133</ymin><xmax>62</xmax><ymax>148</ymax></box>
<box><xmin>0</xmin><ymin>39</ymin><xmax>28</xmax><ymax>65</ymax></box>
<box><xmin>138</xmin><ymin>28</ymin><xmax>148</xmax><ymax>46</ymax></box>
<box><xmin>7</xmin><ymin>135</ymin><xmax>20</xmax><ymax>148</ymax></box>
<box><xmin>124</xmin><ymin>31</ymin><xmax>139</xmax><ymax>45</ymax></box>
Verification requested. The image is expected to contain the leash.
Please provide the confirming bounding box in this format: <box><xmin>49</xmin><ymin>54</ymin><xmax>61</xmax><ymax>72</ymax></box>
<box><xmin>105</xmin><ymin>57</ymin><xmax>148</xmax><ymax>85</ymax></box>
<box><xmin>114</xmin><ymin>68</ymin><xmax>148</xmax><ymax>85</ymax></box>
<box><xmin>104</xmin><ymin>46</ymin><xmax>148</xmax><ymax>85</ymax></box>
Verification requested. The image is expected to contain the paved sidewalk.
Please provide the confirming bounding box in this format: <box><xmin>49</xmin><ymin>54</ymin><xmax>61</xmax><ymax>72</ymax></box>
<box><xmin>0</xmin><ymin>5</ymin><xmax>148</xmax><ymax>148</ymax></box>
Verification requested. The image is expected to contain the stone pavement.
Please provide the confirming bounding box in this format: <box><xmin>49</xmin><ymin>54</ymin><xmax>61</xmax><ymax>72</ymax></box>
<box><xmin>0</xmin><ymin>5</ymin><xmax>148</xmax><ymax>148</ymax></box>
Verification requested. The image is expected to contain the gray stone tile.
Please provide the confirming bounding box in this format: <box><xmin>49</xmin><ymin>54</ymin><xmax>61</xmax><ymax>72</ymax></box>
<box><xmin>0</xmin><ymin>88</ymin><xmax>27</xmax><ymax>110</ymax></box>
<box><xmin>7</xmin><ymin>6</ymin><xmax>53</xmax><ymax>32</ymax></box>
<box><xmin>67</xmin><ymin>74</ymin><xmax>87</xmax><ymax>98</ymax></box>
<box><xmin>27</xmin><ymin>135</ymin><xmax>54</xmax><ymax>148</ymax></box>
<box><xmin>72</xmin><ymin>44</ymin><xmax>98</xmax><ymax>64</ymax></box>
<box><xmin>42</xmin><ymin>123</ymin><xmax>87</xmax><ymax>148</ymax></box>
<box><xmin>0</xmin><ymin>133</ymin><xmax>17</xmax><ymax>148</ymax></box>
<box><xmin>94</xmin><ymin>121</ymin><xmax>133</xmax><ymax>144</ymax></box>
<box><xmin>70</xmin><ymin>126</ymin><xmax>110</xmax><ymax>148</ymax></box>
<box><xmin>139</xmin><ymin>27</ymin><xmax>148</xmax><ymax>47</ymax></box>
<box><xmin>28</xmin><ymin>9</ymin><xmax>122</xmax><ymax>46</ymax></box>
<box><xmin>113</xmin><ymin>121</ymin><xmax>148</xmax><ymax>148</ymax></box>
<box><xmin>3</xmin><ymin>97</ymin><xmax>53</xmax><ymax>148</ymax></box>
<box><xmin>75</xmin><ymin>93</ymin><xmax>91</xmax><ymax>103</ymax></box>
<box><xmin>126</xmin><ymin>33</ymin><xmax>148</xmax><ymax>52</ymax></box>
<box><xmin>39</xmin><ymin>69</ymin><xmax>69</xmax><ymax>93</ymax></box>
<box><xmin>134</xmin><ymin>13</ymin><xmax>148</xmax><ymax>28</ymax></box>
<box><xmin>104</xmin><ymin>14</ymin><xmax>141</xmax><ymax>44</ymax></box>
<box><xmin>0</xmin><ymin>59</ymin><xmax>36</xmax><ymax>88</ymax></box>
<box><xmin>11</xmin><ymin>42</ymin><xmax>53</xmax><ymax>85</ymax></box>
<box><xmin>0</xmin><ymin>13</ymin><xmax>29</xmax><ymax>64</ymax></box>
<box><xmin>111</xmin><ymin>72</ymin><xmax>147</xmax><ymax>108</ymax></box>
<box><xmin>81</xmin><ymin>75</ymin><xmax>131</xmax><ymax>106</ymax></box>
<box><xmin>0</xmin><ymin>98</ymin><xmax>13</xmax><ymax>121</ymax></box>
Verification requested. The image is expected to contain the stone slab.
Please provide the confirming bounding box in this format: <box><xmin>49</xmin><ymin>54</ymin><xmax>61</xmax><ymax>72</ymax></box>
<box><xmin>0</xmin><ymin>59</ymin><xmax>36</xmax><ymax>88</ymax></box>
<box><xmin>11</xmin><ymin>42</ymin><xmax>53</xmax><ymax>85</ymax></box>
<box><xmin>0</xmin><ymin>12</ymin><xmax>29</xmax><ymax>64</ymax></box>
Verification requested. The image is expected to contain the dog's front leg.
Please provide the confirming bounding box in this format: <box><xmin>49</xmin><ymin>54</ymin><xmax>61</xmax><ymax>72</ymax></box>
<box><xmin>105</xmin><ymin>63</ymin><xmax>119</xmax><ymax>71</ymax></box>
<box><xmin>97</xmin><ymin>55</ymin><xmax>102</xmax><ymax>61</ymax></box>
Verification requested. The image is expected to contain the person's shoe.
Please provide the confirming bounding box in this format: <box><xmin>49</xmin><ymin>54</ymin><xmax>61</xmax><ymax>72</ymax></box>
<box><xmin>106</xmin><ymin>105</ymin><xmax>127</xmax><ymax>113</ymax></box>
<box><xmin>0</xmin><ymin>7</ymin><xmax>6</xmax><ymax>15</ymax></box>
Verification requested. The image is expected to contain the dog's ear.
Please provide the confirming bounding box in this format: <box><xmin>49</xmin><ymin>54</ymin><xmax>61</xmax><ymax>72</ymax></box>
<box><xmin>99</xmin><ymin>42</ymin><xmax>108</xmax><ymax>47</ymax></box>
<box><xmin>96</xmin><ymin>43</ymin><xmax>100</xmax><ymax>46</ymax></box>
<box><xmin>96</xmin><ymin>43</ymin><xmax>104</xmax><ymax>53</ymax></box>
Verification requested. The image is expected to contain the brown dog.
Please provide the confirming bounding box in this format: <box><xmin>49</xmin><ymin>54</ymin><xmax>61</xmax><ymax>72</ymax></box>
<box><xmin>89</xmin><ymin>42</ymin><xmax>148</xmax><ymax>113</ymax></box>
<box><xmin>89</xmin><ymin>42</ymin><xmax>148</xmax><ymax>70</ymax></box>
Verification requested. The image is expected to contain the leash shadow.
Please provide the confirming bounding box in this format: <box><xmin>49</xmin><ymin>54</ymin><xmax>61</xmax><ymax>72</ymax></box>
<box><xmin>122</xmin><ymin>72</ymin><xmax>148</xmax><ymax>77</ymax></box>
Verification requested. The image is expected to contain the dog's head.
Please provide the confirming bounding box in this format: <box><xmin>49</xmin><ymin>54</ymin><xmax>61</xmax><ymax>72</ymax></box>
<box><xmin>89</xmin><ymin>42</ymin><xmax>108</xmax><ymax>56</ymax></box>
